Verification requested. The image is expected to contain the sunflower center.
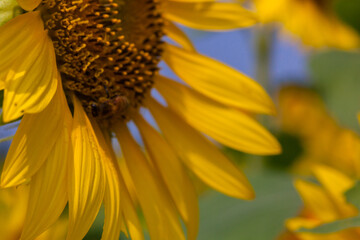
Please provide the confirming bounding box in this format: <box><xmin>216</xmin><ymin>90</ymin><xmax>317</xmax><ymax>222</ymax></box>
<box><xmin>40</xmin><ymin>0</ymin><xmax>164</xmax><ymax>120</ymax></box>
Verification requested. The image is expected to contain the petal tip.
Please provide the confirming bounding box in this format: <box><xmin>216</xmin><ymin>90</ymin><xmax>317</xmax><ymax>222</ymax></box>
<box><xmin>244</xmin><ymin>188</ymin><xmax>256</xmax><ymax>201</ymax></box>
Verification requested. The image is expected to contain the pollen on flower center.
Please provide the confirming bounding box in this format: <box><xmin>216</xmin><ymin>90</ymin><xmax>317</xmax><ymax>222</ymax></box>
<box><xmin>39</xmin><ymin>0</ymin><xmax>164</xmax><ymax>120</ymax></box>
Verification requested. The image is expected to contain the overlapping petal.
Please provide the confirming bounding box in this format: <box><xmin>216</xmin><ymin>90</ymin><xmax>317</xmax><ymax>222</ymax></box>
<box><xmin>156</xmin><ymin>75</ymin><xmax>280</xmax><ymax>154</ymax></box>
<box><xmin>1</xmin><ymin>82</ymin><xmax>67</xmax><ymax>188</ymax></box>
<box><xmin>17</xmin><ymin>0</ymin><xmax>41</xmax><ymax>11</ymax></box>
<box><xmin>146</xmin><ymin>98</ymin><xmax>255</xmax><ymax>199</ymax></box>
<box><xmin>114</xmin><ymin>123</ymin><xmax>185</xmax><ymax>240</ymax></box>
<box><xmin>0</xmin><ymin>11</ymin><xmax>58</xmax><ymax>122</ymax></box>
<box><xmin>118</xmin><ymin>173</ymin><xmax>144</xmax><ymax>240</ymax></box>
<box><xmin>164</xmin><ymin>21</ymin><xmax>195</xmax><ymax>51</ymax></box>
<box><xmin>312</xmin><ymin>166</ymin><xmax>356</xmax><ymax>217</ymax></box>
<box><xmin>20</xmin><ymin>123</ymin><xmax>72</xmax><ymax>240</ymax></box>
<box><xmin>294</xmin><ymin>180</ymin><xmax>337</xmax><ymax>221</ymax></box>
<box><xmin>134</xmin><ymin>114</ymin><xmax>199</xmax><ymax>240</ymax></box>
<box><xmin>91</xmin><ymin>120</ymin><xmax>122</xmax><ymax>240</ymax></box>
<box><xmin>163</xmin><ymin>44</ymin><xmax>275</xmax><ymax>114</ymax></box>
<box><xmin>67</xmin><ymin>97</ymin><xmax>106</xmax><ymax>240</ymax></box>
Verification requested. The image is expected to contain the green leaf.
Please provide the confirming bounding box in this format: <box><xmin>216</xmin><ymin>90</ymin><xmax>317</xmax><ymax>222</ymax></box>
<box><xmin>335</xmin><ymin>0</ymin><xmax>360</xmax><ymax>34</ymax></box>
<box><xmin>298</xmin><ymin>216</ymin><xmax>360</xmax><ymax>234</ymax></box>
<box><xmin>197</xmin><ymin>169</ymin><xmax>302</xmax><ymax>240</ymax></box>
<box><xmin>310</xmin><ymin>51</ymin><xmax>360</xmax><ymax>132</ymax></box>
<box><xmin>346</xmin><ymin>181</ymin><xmax>360</xmax><ymax>210</ymax></box>
<box><xmin>264</xmin><ymin>132</ymin><xmax>303</xmax><ymax>170</ymax></box>
<box><xmin>0</xmin><ymin>0</ymin><xmax>21</xmax><ymax>27</ymax></box>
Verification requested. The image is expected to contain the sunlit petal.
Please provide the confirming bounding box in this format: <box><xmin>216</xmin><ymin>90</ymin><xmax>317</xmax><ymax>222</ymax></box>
<box><xmin>1</xmin><ymin>82</ymin><xmax>67</xmax><ymax>188</ymax></box>
<box><xmin>119</xmin><ymin>173</ymin><xmax>144</xmax><ymax>240</ymax></box>
<box><xmin>90</xmin><ymin>120</ymin><xmax>122</xmax><ymax>240</ymax></box>
<box><xmin>134</xmin><ymin>114</ymin><xmax>199</xmax><ymax>240</ymax></box>
<box><xmin>163</xmin><ymin>1</ymin><xmax>257</xmax><ymax>30</ymax></box>
<box><xmin>146</xmin><ymin>98</ymin><xmax>255</xmax><ymax>199</ymax></box>
<box><xmin>114</xmin><ymin>123</ymin><xmax>185</xmax><ymax>240</ymax></box>
<box><xmin>163</xmin><ymin>44</ymin><xmax>275</xmax><ymax>114</ymax></box>
<box><xmin>1</xmin><ymin>11</ymin><xmax>58</xmax><ymax>122</ymax></box>
<box><xmin>67</xmin><ymin>97</ymin><xmax>106</xmax><ymax>240</ymax></box>
<box><xmin>21</xmin><ymin>122</ymin><xmax>72</xmax><ymax>240</ymax></box>
<box><xmin>164</xmin><ymin>21</ymin><xmax>195</xmax><ymax>51</ymax></box>
<box><xmin>156</xmin><ymin>75</ymin><xmax>280</xmax><ymax>155</ymax></box>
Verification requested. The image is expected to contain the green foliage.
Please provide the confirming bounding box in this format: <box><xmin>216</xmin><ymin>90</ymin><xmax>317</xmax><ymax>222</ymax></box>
<box><xmin>298</xmin><ymin>216</ymin><xmax>360</xmax><ymax>234</ymax></box>
<box><xmin>197</xmin><ymin>170</ymin><xmax>301</xmax><ymax>240</ymax></box>
<box><xmin>346</xmin><ymin>181</ymin><xmax>360</xmax><ymax>210</ymax></box>
<box><xmin>81</xmin><ymin>169</ymin><xmax>301</xmax><ymax>240</ymax></box>
<box><xmin>335</xmin><ymin>0</ymin><xmax>360</xmax><ymax>34</ymax></box>
<box><xmin>264</xmin><ymin>132</ymin><xmax>303</xmax><ymax>170</ymax></box>
<box><xmin>310</xmin><ymin>51</ymin><xmax>360</xmax><ymax>132</ymax></box>
<box><xmin>0</xmin><ymin>0</ymin><xmax>21</xmax><ymax>27</ymax></box>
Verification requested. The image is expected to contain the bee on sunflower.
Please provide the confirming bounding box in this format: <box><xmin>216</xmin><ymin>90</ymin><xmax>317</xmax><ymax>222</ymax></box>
<box><xmin>253</xmin><ymin>0</ymin><xmax>360</xmax><ymax>49</ymax></box>
<box><xmin>0</xmin><ymin>0</ymin><xmax>281</xmax><ymax>239</ymax></box>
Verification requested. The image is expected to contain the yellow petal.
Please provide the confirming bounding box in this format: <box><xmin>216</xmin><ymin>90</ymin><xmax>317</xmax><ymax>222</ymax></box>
<box><xmin>1</xmin><ymin>81</ymin><xmax>68</xmax><ymax>188</ymax></box>
<box><xmin>313</xmin><ymin>166</ymin><xmax>353</xmax><ymax>198</ymax></box>
<box><xmin>67</xmin><ymin>97</ymin><xmax>106</xmax><ymax>240</ymax></box>
<box><xmin>37</xmin><ymin>218</ymin><xmax>68</xmax><ymax>240</ymax></box>
<box><xmin>119</xmin><ymin>173</ymin><xmax>144</xmax><ymax>240</ymax></box>
<box><xmin>312</xmin><ymin>166</ymin><xmax>356</xmax><ymax>217</ymax></box>
<box><xmin>118</xmin><ymin>158</ymin><xmax>138</xmax><ymax>205</ymax></box>
<box><xmin>0</xmin><ymin>12</ymin><xmax>42</xmax><ymax>73</ymax></box>
<box><xmin>134</xmin><ymin>114</ymin><xmax>199</xmax><ymax>240</ymax></box>
<box><xmin>156</xmin><ymin>75</ymin><xmax>281</xmax><ymax>155</ymax></box>
<box><xmin>1</xmin><ymin>11</ymin><xmax>58</xmax><ymax>122</ymax></box>
<box><xmin>162</xmin><ymin>1</ymin><xmax>257</xmax><ymax>30</ymax></box>
<box><xmin>17</xmin><ymin>0</ymin><xmax>41</xmax><ymax>11</ymax></box>
<box><xmin>294</xmin><ymin>180</ymin><xmax>337</xmax><ymax>221</ymax></box>
<box><xmin>164</xmin><ymin>20</ymin><xmax>195</xmax><ymax>51</ymax></box>
<box><xmin>0</xmin><ymin>186</ymin><xmax>29</xmax><ymax>239</ymax></box>
<box><xmin>114</xmin><ymin>123</ymin><xmax>185</xmax><ymax>240</ymax></box>
<box><xmin>286</xmin><ymin>217</ymin><xmax>320</xmax><ymax>232</ymax></box>
<box><xmin>20</xmin><ymin>122</ymin><xmax>72</xmax><ymax>240</ymax></box>
<box><xmin>117</xmin><ymin>158</ymin><xmax>144</xmax><ymax>239</ymax></box>
<box><xmin>102</xmin><ymin>168</ymin><xmax>121</xmax><ymax>240</ymax></box>
<box><xmin>163</xmin><ymin>44</ymin><xmax>275</xmax><ymax>114</ymax></box>
<box><xmin>146</xmin><ymin>98</ymin><xmax>255</xmax><ymax>199</ymax></box>
<box><xmin>90</xmin><ymin>120</ymin><xmax>122</xmax><ymax>240</ymax></box>
<box><xmin>120</xmin><ymin>218</ymin><xmax>128</xmax><ymax>239</ymax></box>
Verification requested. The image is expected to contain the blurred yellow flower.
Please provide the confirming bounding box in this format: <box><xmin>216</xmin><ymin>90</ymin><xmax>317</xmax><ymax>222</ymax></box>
<box><xmin>253</xmin><ymin>0</ymin><xmax>360</xmax><ymax>49</ymax></box>
<box><xmin>0</xmin><ymin>186</ymin><xmax>67</xmax><ymax>240</ymax></box>
<box><xmin>278</xmin><ymin>86</ymin><xmax>360</xmax><ymax>177</ymax></box>
<box><xmin>280</xmin><ymin>165</ymin><xmax>360</xmax><ymax>240</ymax></box>
<box><xmin>0</xmin><ymin>0</ymin><xmax>280</xmax><ymax>239</ymax></box>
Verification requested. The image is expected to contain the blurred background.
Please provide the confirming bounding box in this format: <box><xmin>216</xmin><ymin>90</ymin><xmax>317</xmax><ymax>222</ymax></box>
<box><xmin>1</xmin><ymin>0</ymin><xmax>360</xmax><ymax>239</ymax></box>
<box><xmin>166</xmin><ymin>1</ymin><xmax>360</xmax><ymax>239</ymax></box>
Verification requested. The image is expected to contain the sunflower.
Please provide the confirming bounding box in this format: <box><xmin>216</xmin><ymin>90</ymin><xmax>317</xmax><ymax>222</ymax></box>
<box><xmin>279</xmin><ymin>165</ymin><xmax>360</xmax><ymax>240</ymax></box>
<box><xmin>278</xmin><ymin>85</ymin><xmax>360</xmax><ymax>177</ymax></box>
<box><xmin>253</xmin><ymin>0</ymin><xmax>360</xmax><ymax>49</ymax></box>
<box><xmin>0</xmin><ymin>0</ymin><xmax>280</xmax><ymax>239</ymax></box>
